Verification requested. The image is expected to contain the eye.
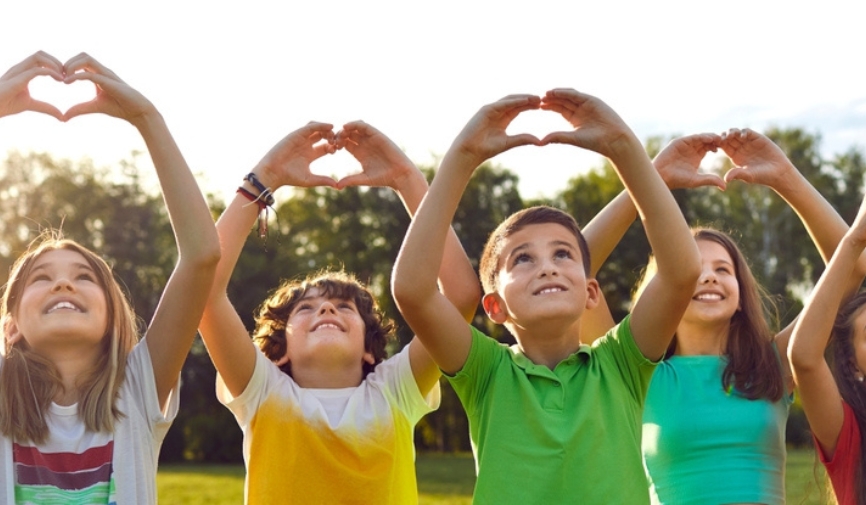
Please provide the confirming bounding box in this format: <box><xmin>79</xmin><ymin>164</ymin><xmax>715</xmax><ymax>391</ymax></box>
<box><xmin>716</xmin><ymin>266</ymin><xmax>732</xmax><ymax>275</ymax></box>
<box><xmin>513</xmin><ymin>252</ymin><xmax>532</xmax><ymax>266</ymax></box>
<box><xmin>338</xmin><ymin>301</ymin><xmax>355</xmax><ymax>311</ymax></box>
<box><xmin>554</xmin><ymin>248</ymin><xmax>573</xmax><ymax>260</ymax></box>
<box><xmin>28</xmin><ymin>273</ymin><xmax>51</xmax><ymax>284</ymax></box>
<box><xmin>77</xmin><ymin>272</ymin><xmax>96</xmax><ymax>282</ymax></box>
<box><xmin>295</xmin><ymin>303</ymin><xmax>313</xmax><ymax>312</ymax></box>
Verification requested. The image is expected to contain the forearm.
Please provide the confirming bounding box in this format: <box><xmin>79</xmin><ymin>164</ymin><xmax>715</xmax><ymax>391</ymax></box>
<box><xmin>392</xmin><ymin>167</ymin><xmax>481</xmax><ymax>320</ymax></box>
<box><xmin>393</xmin><ymin>151</ymin><xmax>473</xmax><ymax>310</ymax></box>
<box><xmin>135</xmin><ymin>111</ymin><xmax>220</xmax><ymax>265</ymax></box>
<box><xmin>610</xmin><ymin>144</ymin><xmax>698</xmax><ymax>286</ymax></box>
<box><xmin>582</xmin><ymin>190</ymin><xmax>636</xmax><ymax>277</ymax></box>
<box><xmin>211</xmin><ymin>192</ymin><xmax>261</xmax><ymax>295</ymax></box>
<box><xmin>791</xmin><ymin>237</ymin><xmax>863</xmax><ymax>371</ymax></box>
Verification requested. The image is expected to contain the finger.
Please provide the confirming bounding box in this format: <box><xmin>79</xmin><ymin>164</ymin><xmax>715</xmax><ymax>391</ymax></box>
<box><xmin>540</xmin><ymin>131</ymin><xmax>579</xmax><ymax>146</ymax></box>
<box><xmin>723</xmin><ymin>166</ymin><xmax>752</xmax><ymax>184</ymax></box>
<box><xmin>540</xmin><ymin>100</ymin><xmax>578</xmax><ymax>117</ymax></box>
<box><xmin>504</xmin><ymin>133</ymin><xmax>542</xmax><ymax>150</ymax></box>
<box><xmin>27</xmin><ymin>100</ymin><xmax>64</xmax><ymax>121</ymax></box>
<box><xmin>692</xmin><ymin>173</ymin><xmax>727</xmax><ymax>190</ymax></box>
<box><xmin>341</xmin><ymin>119</ymin><xmax>374</xmax><ymax>135</ymax></box>
<box><xmin>63</xmin><ymin>53</ymin><xmax>120</xmax><ymax>81</ymax></box>
<box><xmin>544</xmin><ymin>88</ymin><xmax>592</xmax><ymax>107</ymax></box>
<box><xmin>63</xmin><ymin>99</ymin><xmax>100</xmax><ymax>121</ymax></box>
<box><xmin>2</xmin><ymin>51</ymin><xmax>64</xmax><ymax>80</ymax></box>
<box><xmin>300</xmin><ymin>121</ymin><xmax>334</xmax><ymax>139</ymax></box>
<box><xmin>64</xmin><ymin>71</ymin><xmax>113</xmax><ymax>93</ymax></box>
<box><xmin>304</xmin><ymin>173</ymin><xmax>339</xmax><ymax>189</ymax></box>
<box><xmin>486</xmin><ymin>95</ymin><xmax>541</xmax><ymax>115</ymax></box>
<box><xmin>335</xmin><ymin>172</ymin><xmax>370</xmax><ymax>189</ymax></box>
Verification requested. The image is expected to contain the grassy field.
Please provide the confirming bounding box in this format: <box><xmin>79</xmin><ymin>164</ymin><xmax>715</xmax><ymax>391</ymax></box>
<box><xmin>157</xmin><ymin>448</ymin><xmax>832</xmax><ymax>505</ymax></box>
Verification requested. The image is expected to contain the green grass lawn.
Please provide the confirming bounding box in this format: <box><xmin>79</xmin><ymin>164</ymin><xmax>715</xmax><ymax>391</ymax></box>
<box><xmin>157</xmin><ymin>448</ymin><xmax>832</xmax><ymax>505</ymax></box>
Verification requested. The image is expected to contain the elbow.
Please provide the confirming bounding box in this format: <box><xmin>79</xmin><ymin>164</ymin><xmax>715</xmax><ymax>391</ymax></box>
<box><xmin>186</xmin><ymin>237</ymin><xmax>222</xmax><ymax>272</ymax></box>
<box><xmin>787</xmin><ymin>342</ymin><xmax>821</xmax><ymax>376</ymax></box>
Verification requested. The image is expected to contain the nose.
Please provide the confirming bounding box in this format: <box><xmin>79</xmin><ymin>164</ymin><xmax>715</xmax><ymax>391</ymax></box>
<box><xmin>51</xmin><ymin>276</ymin><xmax>75</xmax><ymax>292</ymax></box>
<box><xmin>318</xmin><ymin>301</ymin><xmax>337</xmax><ymax>314</ymax></box>
<box><xmin>698</xmin><ymin>267</ymin><xmax>717</xmax><ymax>284</ymax></box>
<box><xmin>538</xmin><ymin>257</ymin><xmax>559</xmax><ymax>277</ymax></box>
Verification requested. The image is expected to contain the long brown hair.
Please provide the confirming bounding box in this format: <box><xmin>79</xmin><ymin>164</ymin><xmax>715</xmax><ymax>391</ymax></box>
<box><xmin>635</xmin><ymin>228</ymin><xmax>784</xmax><ymax>401</ymax></box>
<box><xmin>830</xmin><ymin>291</ymin><xmax>866</xmax><ymax>505</ymax></box>
<box><xmin>0</xmin><ymin>234</ymin><xmax>139</xmax><ymax>444</ymax></box>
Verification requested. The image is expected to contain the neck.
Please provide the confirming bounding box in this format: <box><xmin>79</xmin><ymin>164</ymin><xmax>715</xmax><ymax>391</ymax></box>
<box><xmin>510</xmin><ymin>319</ymin><xmax>583</xmax><ymax>369</ymax></box>
<box><xmin>673</xmin><ymin>319</ymin><xmax>729</xmax><ymax>356</ymax></box>
<box><xmin>42</xmin><ymin>345</ymin><xmax>101</xmax><ymax>406</ymax></box>
<box><xmin>290</xmin><ymin>361</ymin><xmax>365</xmax><ymax>389</ymax></box>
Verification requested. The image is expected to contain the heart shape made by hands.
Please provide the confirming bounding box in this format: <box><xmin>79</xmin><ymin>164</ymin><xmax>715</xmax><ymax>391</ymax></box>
<box><xmin>506</xmin><ymin>108</ymin><xmax>574</xmax><ymax>145</ymax></box>
<box><xmin>28</xmin><ymin>75</ymin><xmax>96</xmax><ymax>115</ymax></box>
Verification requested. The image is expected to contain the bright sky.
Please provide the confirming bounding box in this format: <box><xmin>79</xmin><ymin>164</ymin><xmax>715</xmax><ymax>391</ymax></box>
<box><xmin>2</xmin><ymin>1</ymin><xmax>865</xmax><ymax>201</ymax></box>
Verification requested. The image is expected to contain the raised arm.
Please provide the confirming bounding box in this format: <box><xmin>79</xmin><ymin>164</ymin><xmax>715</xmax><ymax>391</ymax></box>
<box><xmin>63</xmin><ymin>53</ymin><xmax>221</xmax><ymax>408</ymax></box>
<box><xmin>335</xmin><ymin>121</ymin><xmax>481</xmax><ymax>392</ymax></box>
<box><xmin>540</xmin><ymin>89</ymin><xmax>700</xmax><ymax>359</ymax></box>
<box><xmin>198</xmin><ymin>123</ymin><xmax>337</xmax><ymax>397</ymax></box>
<box><xmin>0</xmin><ymin>51</ymin><xmax>65</xmax><ymax>120</ymax></box>
<box><xmin>393</xmin><ymin>95</ymin><xmax>542</xmax><ymax>374</ymax></box>
<box><xmin>580</xmin><ymin>134</ymin><xmax>723</xmax><ymax>341</ymax></box>
<box><xmin>720</xmin><ymin>127</ymin><xmax>866</xmax><ymax>356</ymax></box>
<box><xmin>789</xmin><ymin>196</ymin><xmax>866</xmax><ymax>457</ymax></box>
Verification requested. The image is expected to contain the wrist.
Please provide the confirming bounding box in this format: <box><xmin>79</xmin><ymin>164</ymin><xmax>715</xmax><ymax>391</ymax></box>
<box><xmin>603</xmin><ymin>131</ymin><xmax>644</xmax><ymax>164</ymax></box>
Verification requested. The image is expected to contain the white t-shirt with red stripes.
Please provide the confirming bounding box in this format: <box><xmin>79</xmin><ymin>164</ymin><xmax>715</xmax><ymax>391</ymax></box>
<box><xmin>0</xmin><ymin>341</ymin><xmax>179</xmax><ymax>504</ymax></box>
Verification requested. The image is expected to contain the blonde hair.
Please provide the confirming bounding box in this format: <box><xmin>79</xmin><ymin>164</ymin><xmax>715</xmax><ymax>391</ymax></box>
<box><xmin>0</xmin><ymin>234</ymin><xmax>139</xmax><ymax>443</ymax></box>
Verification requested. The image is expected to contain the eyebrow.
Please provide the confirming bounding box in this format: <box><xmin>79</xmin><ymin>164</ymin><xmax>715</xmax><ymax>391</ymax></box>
<box><xmin>30</xmin><ymin>261</ymin><xmax>94</xmax><ymax>274</ymax></box>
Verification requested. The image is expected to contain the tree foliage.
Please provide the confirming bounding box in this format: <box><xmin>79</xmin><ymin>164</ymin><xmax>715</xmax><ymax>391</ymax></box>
<box><xmin>1</xmin><ymin>126</ymin><xmax>862</xmax><ymax>459</ymax></box>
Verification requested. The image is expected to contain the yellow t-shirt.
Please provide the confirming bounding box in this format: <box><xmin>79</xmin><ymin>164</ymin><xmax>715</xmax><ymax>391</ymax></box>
<box><xmin>218</xmin><ymin>344</ymin><xmax>439</xmax><ymax>504</ymax></box>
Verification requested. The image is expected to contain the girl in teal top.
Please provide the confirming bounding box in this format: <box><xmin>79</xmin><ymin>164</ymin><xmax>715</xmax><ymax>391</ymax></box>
<box><xmin>582</xmin><ymin>128</ymin><xmax>854</xmax><ymax>504</ymax></box>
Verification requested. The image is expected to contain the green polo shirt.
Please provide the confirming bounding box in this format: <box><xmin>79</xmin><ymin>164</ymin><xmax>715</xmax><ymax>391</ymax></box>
<box><xmin>448</xmin><ymin>315</ymin><xmax>656</xmax><ymax>504</ymax></box>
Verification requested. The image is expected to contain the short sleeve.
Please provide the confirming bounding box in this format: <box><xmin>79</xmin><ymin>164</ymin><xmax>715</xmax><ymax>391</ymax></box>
<box><xmin>123</xmin><ymin>340</ymin><xmax>179</xmax><ymax>438</ymax></box>
<box><xmin>446</xmin><ymin>326</ymin><xmax>501</xmax><ymax>416</ymax></box>
<box><xmin>364</xmin><ymin>344</ymin><xmax>440</xmax><ymax>425</ymax></box>
<box><xmin>216</xmin><ymin>349</ymin><xmax>284</xmax><ymax>428</ymax></box>
<box><xmin>592</xmin><ymin>315</ymin><xmax>657</xmax><ymax>404</ymax></box>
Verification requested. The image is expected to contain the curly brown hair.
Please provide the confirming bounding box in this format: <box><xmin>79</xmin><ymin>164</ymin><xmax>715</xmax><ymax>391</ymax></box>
<box><xmin>251</xmin><ymin>270</ymin><xmax>394</xmax><ymax>378</ymax></box>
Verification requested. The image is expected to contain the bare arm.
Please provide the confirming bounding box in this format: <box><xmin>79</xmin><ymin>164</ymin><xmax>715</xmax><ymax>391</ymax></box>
<box><xmin>335</xmin><ymin>121</ymin><xmax>481</xmax><ymax>394</ymax></box>
<box><xmin>580</xmin><ymin>134</ymin><xmax>723</xmax><ymax>342</ymax></box>
<box><xmin>393</xmin><ymin>95</ymin><xmax>543</xmax><ymax>375</ymax></box>
<box><xmin>789</xmin><ymin>199</ymin><xmax>866</xmax><ymax>457</ymax></box>
<box><xmin>199</xmin><ymin>123</ymin><xmax>338</xmax><ymax>397</ymax></box>
<box><xmin>541</xmin><ymin>88</ymin><xmax>701</xmax><ymax>359</ymax></box>
<box><xmin>720</xmin><ymin>128</ymin><xmax>866</xmax><ymax>387</ymax></box>
<box><xmin>64</xmin><ymin>53</ymin><xmax>221</xmax><ymax>408</ymax></box>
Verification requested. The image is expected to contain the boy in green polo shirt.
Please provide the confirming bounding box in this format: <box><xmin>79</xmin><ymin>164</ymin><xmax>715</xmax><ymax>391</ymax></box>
<box><xmin>392</xmin><ymin>89</ymin><xmax>701</xmax><ymax>504</ymax></box>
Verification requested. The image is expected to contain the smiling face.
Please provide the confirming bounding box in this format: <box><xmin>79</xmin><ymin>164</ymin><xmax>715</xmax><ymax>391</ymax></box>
<box><xmin>282</xmin><ymin>287</ymin><xmax>373</xmax><ymax>370</ymax></box>
<box><xmin>8</xmin><ymin>248</ymin><xmax>108</xmax><ymax>357</ymax></box>
<box><xmin>483</xmin><ymin>222</ymin><xmax>598</xmax><ymax>334</ymax></box>
<box><xmin>681</xmin><ymin>239</ymin><xmax>741</xmax><ymax>328</ymax></box>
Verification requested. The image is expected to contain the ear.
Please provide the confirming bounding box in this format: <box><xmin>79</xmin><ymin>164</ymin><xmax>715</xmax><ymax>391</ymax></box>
<box><xmin>362</xmin><ymin>351</ymin><xmax>375</xmax><ymax>366</ymax></box>
<box><xmin>3</xmin><ymin>316</ymin><xmax>23</xmax><ymax>349</ymax></box>
<box><xmin>274</xmin><ymin>346</ymin><xmax>291</xmax><ymax>367</ymax></box>
<box><xmin>482</xmin><ymin>293</ymin><xmax>508</xmax><ymax>325</ymax></box>
<box><xmin>584</xmin><ymin>278</ymin><xmax>600</xmax><ymax>310</ymax></box>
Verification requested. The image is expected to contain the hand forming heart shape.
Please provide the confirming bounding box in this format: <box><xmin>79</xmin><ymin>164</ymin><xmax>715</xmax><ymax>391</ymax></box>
<box><xmin>28</xmin><ymin>74</ymin><xmax>96</xmax><ymax>116</ymax></box>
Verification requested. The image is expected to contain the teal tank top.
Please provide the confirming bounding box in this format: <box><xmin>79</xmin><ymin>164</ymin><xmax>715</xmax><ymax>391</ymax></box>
<box><xmin>641</xmin><ymin>356</ymin><xmax>789</xmax><ymax>505</ymax></box>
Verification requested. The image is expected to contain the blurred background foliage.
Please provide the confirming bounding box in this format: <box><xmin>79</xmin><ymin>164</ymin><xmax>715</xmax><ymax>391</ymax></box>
<box><xmin>1</xmin><ymin>126</ymin><xmax>862</xmax><ymax>460</ymax></box>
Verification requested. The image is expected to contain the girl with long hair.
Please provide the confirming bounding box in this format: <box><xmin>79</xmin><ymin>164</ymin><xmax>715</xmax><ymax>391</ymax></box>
<box><xmin>0</xmin><ymin>52</ymin><xmax>219</xmax><ymax>503</ymax></box>
<box><xmin>583</xmin><ymin>128</ymin><xmax>853</xmax><ymax>504</ymax></box>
